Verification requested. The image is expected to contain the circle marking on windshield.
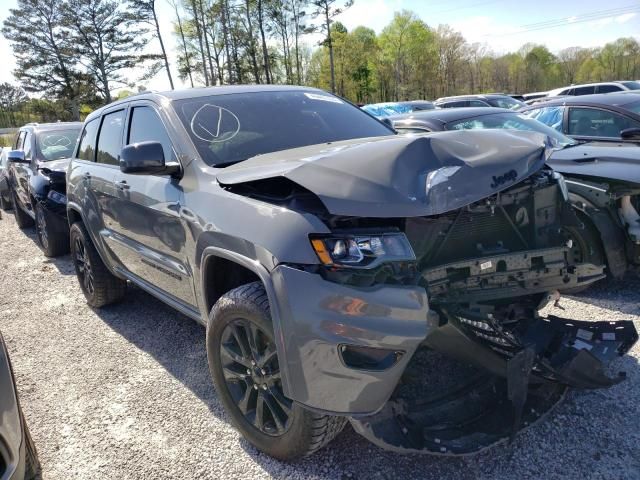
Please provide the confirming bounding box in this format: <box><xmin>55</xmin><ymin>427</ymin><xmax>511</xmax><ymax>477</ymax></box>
<box><xmin>190</xmin><ymin>104</ymin><xmax>241</xmax><ymax>143</ymax></box>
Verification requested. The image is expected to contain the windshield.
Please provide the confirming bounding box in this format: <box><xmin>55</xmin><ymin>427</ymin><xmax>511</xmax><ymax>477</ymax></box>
<box><xmin>37</xmin><ymin>129</ymin><xmax>81</xmax><ymax>161</ymax></box>
<box><xmin>622</xmin><ymin>81</ymin><xmax>640</xmax><ymax>90</ymax></box>
<box><xmin>363</xmin><ymin>103</ymin><xmax>412</xmax><ymax>117</ymax></box>
<box><xmin>174</xmin><ymin>91</ymin><xmax>394</xmax><ymax>167</ymax></box>
<box><xmin>487</xmin><ymin>97</ymin><xmax>525</xmax><ymax>110</ymax></box>
<box><xmin>446</xmin><ymin>112</ymin><xmax>577</xmax><ymax>147</ymax></box>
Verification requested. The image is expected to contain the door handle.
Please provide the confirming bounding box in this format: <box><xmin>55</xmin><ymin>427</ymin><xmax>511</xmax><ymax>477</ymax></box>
<box><xmin>115</xmin><ymin>180</ymin><xmax>130</xmax><ymax>190</ymax></box>
<box><xmin>83</xmin><ymin>172</ymin><xmax>91</xmax><ymax>180</ymax></box>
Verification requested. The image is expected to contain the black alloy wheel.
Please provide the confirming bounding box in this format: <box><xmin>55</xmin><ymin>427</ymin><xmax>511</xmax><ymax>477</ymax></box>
<box><xmin>219</xmin><ymin>318</ymin><xmax>292</xmax><ymax>436</ymax></box>
<box><xmin>35</xmin><ymin>204</ymin><xmax>48</xmax><ymax>251</ymax></box>
<box><xmin>74</xmin><ymin>235</ymin><xmax>94</xmax><ymax>297</ymax></box>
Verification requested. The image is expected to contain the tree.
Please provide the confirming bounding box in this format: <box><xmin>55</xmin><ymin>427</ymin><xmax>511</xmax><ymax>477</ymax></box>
<box><xmin>0</xmin><ymin>83</ymin><xmax>27</xmax><ymax>110</ymax></box>
<box><xmin>2</xmin><ymin>0</ymin><xmax>86</xmax><ymax>119</ymax></box>
<box><xmin>310</xmin><ymin>0</ymin><xmax>353</xmax><ymax>93</ymax></box>
<box><xmin>128</xmin><ymin>0</ymin><xmax>175</xmax><ymax>89</ymax></box>
<box><xmin>169</xmin><ymin>0</ymin><xmax>195</xmax><ymax>87</ymax></box>
<box><xmin>64</xmin><ymin>0</ymin><xmax>154</xmax><ymax>104</ymax></box>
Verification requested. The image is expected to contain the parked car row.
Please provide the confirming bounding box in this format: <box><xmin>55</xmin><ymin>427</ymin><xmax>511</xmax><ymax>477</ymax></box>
<box><xmin>1</xmin><ymin>86</ymin><xmax>638</xmax><ymax>464</ymax></box>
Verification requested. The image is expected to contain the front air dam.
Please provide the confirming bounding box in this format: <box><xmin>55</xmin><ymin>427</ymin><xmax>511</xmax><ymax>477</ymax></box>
<box><xmin>350</xmin><ymin>311</ymin><xmax>638</xmax><ymax>455</ymax></box>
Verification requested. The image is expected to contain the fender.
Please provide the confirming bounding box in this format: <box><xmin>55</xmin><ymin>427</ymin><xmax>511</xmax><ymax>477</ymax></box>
<box><xmin>568</xmin><ymin>192</ymin><xmax>628</xmax><ymax>278</ymax></box>
<box><xmin>29</xmin><ymin>173</ymin><xmax>50</xmax><ymax>202</ymax></box>
<box><xmin>199</xmin><ymin>245</ymin><xmax>294</xmax><ymax>398</ymax></box>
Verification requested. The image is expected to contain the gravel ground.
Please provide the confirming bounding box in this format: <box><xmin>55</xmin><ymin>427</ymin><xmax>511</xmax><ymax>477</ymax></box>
<box><xmin>0</xmin><ymin>211</ymin><xmax>639</xmax><ymax>480</ymax></box>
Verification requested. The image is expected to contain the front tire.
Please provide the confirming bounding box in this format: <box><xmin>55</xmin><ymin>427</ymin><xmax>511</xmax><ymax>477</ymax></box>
<box><xmin>20</xmin><ymin>410</ymin><xmax>41</xmax><ymax>480</ymax></box>
<box><xmin>35</xmin><ymin>203</ymin><xmax>68</xmax><ymax>257</ymax></box>
<box><xmin>70</xmin><ymin>222</ymin><xmax>126</xmax><ymax>307</ymax></box>
<box><xmin>11</xmin><ymin>190</ymin><xmax>34</xmax><ymax>229</ymax></box>
<box><xmin>0</xmin><ymin>193</ymin><xmax>11</xmax><ymax>211</ymax></box>
<box><xmin>207</xmin><ymin>282</ymin><xmax>346</xmax><ymax>460</ymax></box>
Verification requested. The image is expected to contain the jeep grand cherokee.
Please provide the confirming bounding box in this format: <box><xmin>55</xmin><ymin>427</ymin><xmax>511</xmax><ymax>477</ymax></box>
<box><xmin>66</xmin><ymin>86</ymin><xmax>637</xmax><ymax>460</ymax></box>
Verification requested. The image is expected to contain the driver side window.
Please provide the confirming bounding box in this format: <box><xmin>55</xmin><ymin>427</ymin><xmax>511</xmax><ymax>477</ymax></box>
<box><xmin>127</xmin><ymin>106</ymin><xmax>176</xmax><ymax>163</ymax></box>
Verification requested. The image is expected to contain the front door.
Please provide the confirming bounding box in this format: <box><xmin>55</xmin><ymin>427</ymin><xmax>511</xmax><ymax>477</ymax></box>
<box><xmin>107</xmin><ymin>104</ymin><xmax>194</xmax><ymax>307</ymax></box>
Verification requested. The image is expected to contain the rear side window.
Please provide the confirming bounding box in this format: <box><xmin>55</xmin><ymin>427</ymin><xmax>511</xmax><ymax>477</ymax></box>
<box><xmin>524</xmin><ymin>106</ymin><xmax>565</xmax><ymax>131</ymax></box>
<box><xmin>127</xmin><ymin>107</ymin><xmax>176</xmax><ymax>162</ymax></box>
<box><xmin>568</xmin><ymin>107</ymin><xmax>640</xmax><ymax>138</ymax></box>
<box><xmin>573</xmin><ymin>86</ymin><xmax>595</xmax><ymax>96</ymax></box>
<box><xmin>597</xmin><ymin>84</ymin><xmax>622</xmax><ymax>93</ymax></box>
<box><xmin>77</xmin><ymin>119</ymin><xmax>99</xmax><ymax>161</ymax></box>
<box><xmin>96</xmin><ymin>110</ymin><xmax>125</xmax><ymax>166</ymax></box>
<box><xmin>468</xmin><ymin>100</ymin><xmax>489</xmax><ymax>107</ymax></box>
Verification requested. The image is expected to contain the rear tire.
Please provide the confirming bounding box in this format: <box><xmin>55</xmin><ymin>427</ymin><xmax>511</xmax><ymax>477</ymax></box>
<box><xmin>11</xmin><ymin>190</ymin><xmax>34</xmax><ymax>229</ymax></box>
<box><xmin>207</xmin><ymin>282</ymin><xmax>346</xmax><ymax>460</ymax></box>
<box><xmin>70</xmin><ymin>222</ymin><xmax>126</xmax><ymax>307</ymax></box>
<box><xmin>562</xmin><ymin>212</ymin><xmax>606</xmax><ymax>294</ymax></box>
<box><xmin>35</xmin><ymin>203</ymin><xmax>69</xmax><ymax>257</ymax></box>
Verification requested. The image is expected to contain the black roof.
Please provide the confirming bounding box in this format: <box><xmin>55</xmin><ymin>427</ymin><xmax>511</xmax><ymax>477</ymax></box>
<box><xmin>526</xmin><ymin>91</ymin><xmax>640</xmax><ymax>108</ymax></box>
<box><xmin>390</xmin><ymin>107</ymin><xmax>511</xmax><ymax>124</ymax></box>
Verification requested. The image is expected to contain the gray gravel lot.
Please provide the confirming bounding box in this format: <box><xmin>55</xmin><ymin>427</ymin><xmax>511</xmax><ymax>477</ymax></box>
<box><xmin>0</xmin><ymin>211</ymin><xmax>639</xmax><ymax>480</ymax></box>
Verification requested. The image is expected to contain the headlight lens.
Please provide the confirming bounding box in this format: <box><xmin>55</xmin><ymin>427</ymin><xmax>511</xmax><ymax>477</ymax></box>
<box><xmin>310</xmin><ymin>233</ymin><xmax>415</xmax><ymax>268</ymax></box>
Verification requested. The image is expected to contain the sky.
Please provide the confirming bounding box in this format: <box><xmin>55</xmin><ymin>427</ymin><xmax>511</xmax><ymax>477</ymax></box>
<box><xmin>0</xmin><ymin>0</ymin><xmax>638</xmax><ymax>93</ymax></box>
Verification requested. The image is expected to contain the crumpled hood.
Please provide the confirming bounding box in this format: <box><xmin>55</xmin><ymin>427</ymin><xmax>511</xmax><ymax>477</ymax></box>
<box><xmin>548</xmin><ymin>142</ymin><xmax>640</xmax><ymax>185</ymax></box>
<box><xmin>217</xmin><ymin>130</ymin><xmax>552</xmax><ymax>217</ymax></box>
<box><xmin>39</xmin><ymin>157</ymin><xmax>71</xmax><ymax>174</ymax></box>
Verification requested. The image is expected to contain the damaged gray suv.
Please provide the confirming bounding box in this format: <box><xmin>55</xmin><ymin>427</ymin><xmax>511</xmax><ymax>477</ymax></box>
<box><xmin>66</xmin><ymin>86</ymin><xmax>638</xmax><ymax>460</ymax></box>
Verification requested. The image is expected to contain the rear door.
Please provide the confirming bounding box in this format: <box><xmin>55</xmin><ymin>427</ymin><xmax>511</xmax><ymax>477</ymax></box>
<box><xmin>69</xmin><ymin>109</ymin><xmax>126</xmax><ymax>268</ymax></box>
<box><xmin>108</xmin><ymin>102</ymin><xmax>193</xmax><ymax>307</ymax></box>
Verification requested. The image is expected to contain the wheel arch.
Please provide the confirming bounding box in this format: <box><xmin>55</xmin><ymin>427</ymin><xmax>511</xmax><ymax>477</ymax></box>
<box><xmin>568</xmin><ymin>192</ymin><xmax>628</xmax><ymax>278</ymax></box>
<box><xmin>200</xmin><ymin>246</ymin><xmax>293</xmax><ymax>395</ymax></box>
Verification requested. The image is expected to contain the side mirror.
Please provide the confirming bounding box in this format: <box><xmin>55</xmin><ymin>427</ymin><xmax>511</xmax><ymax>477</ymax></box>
<box><xmin>7</xmin><ymin>150</ymin><xmax>28</xmax><ymax>164</ymax></box>
<box><xmin>620</xmin><ymin>127</ymin><xmax>640</xmax><ymax>141</ymax></box>
<box><xmin>380</xmin><ymin>117</ymin><xmax>394</xmax><ymax>130</ymax></box>
<box><xmin>119</xmin><ymin>141</ymin><xmax>180</xmax><ymax>176</ymax></box>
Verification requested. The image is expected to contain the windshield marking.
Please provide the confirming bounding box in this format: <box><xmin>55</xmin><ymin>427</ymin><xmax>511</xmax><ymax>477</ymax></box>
<box><xmin>190</xmin><ymin>104</ymin><xmax>241</xmax><ymax>143</ymax></box>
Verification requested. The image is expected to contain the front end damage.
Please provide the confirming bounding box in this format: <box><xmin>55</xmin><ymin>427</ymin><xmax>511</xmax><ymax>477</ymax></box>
<box><xmin>219</xmin><ymin>130</ymin><xmax>638</xmax><ymax>455</ymax></box>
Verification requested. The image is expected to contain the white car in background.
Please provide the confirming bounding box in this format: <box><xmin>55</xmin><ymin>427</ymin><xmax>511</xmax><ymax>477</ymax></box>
<box><xmin>547</xmin><ymin>81</ymin><xmax>640</xmax><ymax>97</ymax></box>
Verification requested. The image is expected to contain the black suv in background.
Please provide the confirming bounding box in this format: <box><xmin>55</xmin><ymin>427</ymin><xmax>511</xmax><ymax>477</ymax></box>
<box><xmin>65</xmin><ymin>86</ymin><xmax>636</xmax><ymax>460</ymax></box>
<box><xmin>5</xmin><ymin>123</ymin><xmax>82</xmax><ymax>256</ymax></box>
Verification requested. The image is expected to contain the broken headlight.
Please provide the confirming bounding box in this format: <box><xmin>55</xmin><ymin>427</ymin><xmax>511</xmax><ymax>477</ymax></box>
<box><xmin>310</xmin><ymin>233</ymin><xmax>415</xmax><ymax>268</ymax></box>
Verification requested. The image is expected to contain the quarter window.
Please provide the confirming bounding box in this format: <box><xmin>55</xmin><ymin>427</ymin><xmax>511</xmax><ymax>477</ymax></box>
<box><xmin>568</xmin><ymin>107</ymin><xmax>640</xmax><ymax>138</ymax></box>
<box><xmin>77</xmin><ymin>119</ymin><xmax>99</xmax><ymax>161</ymax></box>
<box><xmin>96</xmin><ymin>110</ymin><xmax>125</xmax><ymax>166</ymax></box>
<box><xmin>127</xmin><ymin>107</ymin><xmax>176</xmax><ymax>162</ymax></box>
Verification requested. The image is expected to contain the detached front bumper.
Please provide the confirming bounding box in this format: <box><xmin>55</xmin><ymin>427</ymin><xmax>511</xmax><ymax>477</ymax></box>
<box><xmin>350</xmin><ymin>310</ymin><xmax>638</xmax><ymax>455</ymax></box>
<box><xmin>271</xmin><ymin>265</ymin><xmax>431</xmax><ymax>414</ymax></box>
